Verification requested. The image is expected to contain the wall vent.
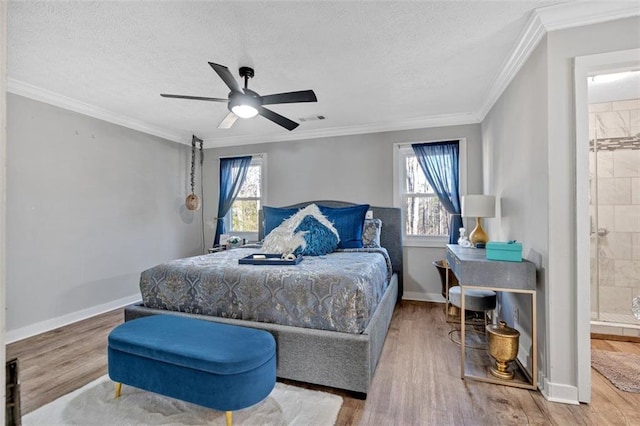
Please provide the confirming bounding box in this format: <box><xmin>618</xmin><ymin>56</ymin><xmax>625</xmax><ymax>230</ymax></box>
<box><xmin>299</xmin><ymin>115</ymin><xmax>326</xmax><ymax>122</ymax></box>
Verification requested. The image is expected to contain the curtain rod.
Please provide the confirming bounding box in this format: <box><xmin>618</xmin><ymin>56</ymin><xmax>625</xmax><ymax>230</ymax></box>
<box><xmin>218</xmin><ymin>153</ymin><xmax>264</xmax><ymax>160</ymax></box>
<box><xmin>395</xmin><ymin>139</ymin><xmax>462</xmax><ymax>148</ymax></box>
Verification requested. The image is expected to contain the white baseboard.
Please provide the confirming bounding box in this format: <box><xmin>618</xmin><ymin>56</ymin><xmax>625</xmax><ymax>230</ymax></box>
<box><xmin>540</xmin><ymin>376</ymin><xmax>580</xmax><ymax>405</ymax></box>
<box><xmin>402</xmin><ymin>291</ymin><xmax>445</xmax><ymax>303</ymax></box>
<box><xmin>6</xmin><ymin>294</ymin><xmax>141</xmax><ymax>344</ymax></box>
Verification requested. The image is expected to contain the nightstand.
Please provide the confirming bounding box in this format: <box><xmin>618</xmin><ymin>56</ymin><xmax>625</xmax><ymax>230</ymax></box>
<box><xmin>207</xmin><ymin>246</ymin><xmax>226</xmax><ymax>254</ymax></box>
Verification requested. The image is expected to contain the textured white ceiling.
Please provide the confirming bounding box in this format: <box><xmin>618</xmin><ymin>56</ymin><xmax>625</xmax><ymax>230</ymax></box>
<box><xmin>6</xmin><ymin>1</ymin><xmax>626</xmax><ymax>146</ymax></box>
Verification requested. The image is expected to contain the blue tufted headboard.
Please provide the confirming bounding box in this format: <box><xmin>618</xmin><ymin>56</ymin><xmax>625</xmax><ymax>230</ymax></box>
<box><xmin>258</xmin><ymin>200</ymin><xmax>403</xmax><ymax>303</ymax></box>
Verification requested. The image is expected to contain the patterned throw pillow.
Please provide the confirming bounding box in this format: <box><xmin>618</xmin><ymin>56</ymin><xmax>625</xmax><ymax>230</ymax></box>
<box><xmin>362</xmin><ymin>218</ymin><xmax>382</xmax><ymax>248</ymax></box>
<box><xmin>293</xmin><ymin>215</ymin><xmax>339</xmax><ymax>256</ymax></box>
<box><xmin>261</xmin><ymin>204</ymin><xmax>340</xmax><ymax>256</ymax></box>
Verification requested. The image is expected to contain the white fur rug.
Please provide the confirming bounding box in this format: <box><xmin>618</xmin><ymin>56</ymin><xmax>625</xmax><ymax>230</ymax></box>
<box><xmin>23</xmin><ymin>375</ymin><xmax>342</xmax><ymax>426</ymax></box>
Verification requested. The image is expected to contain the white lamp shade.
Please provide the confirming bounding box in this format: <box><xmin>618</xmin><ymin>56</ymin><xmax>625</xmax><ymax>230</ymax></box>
<box><xmin>228</xmin><ymin>93</ymin><xmax>260</xmax><ymax>118</ymax></box>
<box><xmin>231</xmin><ymin>104</ymin><xmax>259</xmax><ymax>118</ymax></box>
<box><xmin>462</xmin><ymin>195</ymin><xmax>496</xmax><ymax>218</ymax></box>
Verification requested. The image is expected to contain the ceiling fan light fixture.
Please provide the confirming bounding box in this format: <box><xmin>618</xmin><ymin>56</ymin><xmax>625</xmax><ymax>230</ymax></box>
<box><xmin>229</xmin><ymin>94</ymin><xmax>260</xmax><ymax>119</ymax></box>
<box><xmin>231</xmin><ymin>104</ymin><xmax>259</xmax><ymax>118</ymax></box>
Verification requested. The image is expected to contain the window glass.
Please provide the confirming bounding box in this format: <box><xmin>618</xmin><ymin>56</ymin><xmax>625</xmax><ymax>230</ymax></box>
<box><xmin>229</xmin><ymin>158</ymin><xmax>263</xmax><ymax>235</ymax></box>
<box><xmin>402</xmin><ymin>152</ymin><xmax>449</xmax><ymax>237</ymax></box>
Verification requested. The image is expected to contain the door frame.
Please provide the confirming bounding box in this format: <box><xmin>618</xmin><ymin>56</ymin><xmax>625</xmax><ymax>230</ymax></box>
<box><xmin>574</xmin><ymin>48</ymin><xmax>640</xmax><ymax>403</ymax></box>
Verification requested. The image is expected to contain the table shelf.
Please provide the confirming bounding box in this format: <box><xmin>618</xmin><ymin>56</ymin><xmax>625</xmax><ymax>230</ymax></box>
<box><xmin>462</xmin><ymin>352</ymin><xmax>533</xmax><ymax>389</ymax></box>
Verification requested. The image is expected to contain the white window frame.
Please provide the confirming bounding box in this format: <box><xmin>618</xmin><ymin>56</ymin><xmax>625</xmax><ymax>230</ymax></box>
<box><xmin>393</xmin><ymin>139</ymin><xmax>467</xmax><ymax>248</ymax></box>
<box><xmin>224</xmin><ymin>154</ymin><xmax>266</xmax><ymax>243</ymax></box>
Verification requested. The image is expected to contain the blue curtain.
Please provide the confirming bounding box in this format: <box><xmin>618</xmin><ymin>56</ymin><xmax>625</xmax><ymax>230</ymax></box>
<box><xmin>412</xmin><ymin>141</ymin><xmax>462</xmax><ymax>244</ymax></box>
<box><xmin>213</xmin><ymin>156</ymin><xmax>252</xmax><ymax>246</ymax></box>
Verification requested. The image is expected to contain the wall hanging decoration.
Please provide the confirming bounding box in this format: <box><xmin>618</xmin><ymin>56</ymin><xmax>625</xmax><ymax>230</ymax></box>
<box><xmin>186</xmin><ymin>135</ymin><xmax>204</xmax><ymax>211</ymax></box>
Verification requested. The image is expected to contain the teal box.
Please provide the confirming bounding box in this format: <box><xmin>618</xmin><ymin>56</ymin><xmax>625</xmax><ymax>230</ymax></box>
<box><xmin>486</xmin><ymin>241</ymin><xmax>522</xmax><ymax>262</ymax></box>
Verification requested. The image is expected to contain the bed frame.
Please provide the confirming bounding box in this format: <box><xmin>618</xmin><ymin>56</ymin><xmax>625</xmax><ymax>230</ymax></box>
<box><xmin>124</xmin><ymin>201</ymin><xmax>403</xmax><ymax>396</ymax></box>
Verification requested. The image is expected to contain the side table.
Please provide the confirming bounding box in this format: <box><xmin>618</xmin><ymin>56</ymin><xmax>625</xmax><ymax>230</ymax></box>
<box><xmin>446</xmin><ymin>244</ymin><xmax>537</xmax><ymax>390</ymax></box>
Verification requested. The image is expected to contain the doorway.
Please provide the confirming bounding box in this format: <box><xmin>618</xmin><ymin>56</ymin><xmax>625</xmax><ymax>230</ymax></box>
<box><xmin>575</xmin><ymin>48</ymin><xmax>640</xmax><ymax>404</ymax></box>
<box><xmin>588</xmin><ymin>70</ymin><xmax>640</xmax><ymax>337</ymax></box>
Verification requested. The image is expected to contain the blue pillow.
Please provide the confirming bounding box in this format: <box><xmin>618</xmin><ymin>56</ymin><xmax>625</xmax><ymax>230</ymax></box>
<box><xmin>293</xmin><ymin>215</ymin><xmax>339</xmax><ymax>256</ymax></box>
<box><xmin>319</xmin><ymin>204</ymin><xmax>370</xmax><ymax>248</ymax></box>
<box><xmin>263</xmin><ymin>206</ymin><xmax>299</xmax><ymax>237</ymax></box>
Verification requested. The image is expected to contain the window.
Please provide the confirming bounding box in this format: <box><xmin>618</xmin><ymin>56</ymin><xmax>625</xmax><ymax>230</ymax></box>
<box><xmin>403</xmin><ymin>150</ymin><xmax>449</xmax><ymax>237</ymax></box>
<box><xmin>226</xmin><ymin>155</ymin><xmax>265</xmax><ymax>241</ymax></box>
<box><xmin>394</xmin><ymin>140</ymin><xmax>466</xmax><ymax>247</ymax></box>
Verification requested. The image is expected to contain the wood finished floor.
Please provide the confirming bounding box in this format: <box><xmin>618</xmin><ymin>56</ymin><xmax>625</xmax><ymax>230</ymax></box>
<box><xmin>7</xmin><ymin>301</ymin><xmax>640</xmax><ymax>425</ymax></box>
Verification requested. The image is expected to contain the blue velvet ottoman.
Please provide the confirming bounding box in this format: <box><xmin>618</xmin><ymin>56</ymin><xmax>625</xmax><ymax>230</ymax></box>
<box><xmin>108</xmin><ymin>315</ymin><xmax>276</xmax><ymax>426</ymax></box>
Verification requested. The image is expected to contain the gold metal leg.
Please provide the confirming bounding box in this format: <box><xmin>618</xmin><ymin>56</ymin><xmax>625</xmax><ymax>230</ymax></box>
<box><xmin>115</xmin><ymin>382</ymin><xmax>122</xmax><ymax>398</ymax></box>
<box><xmin>460</xmin><ymin>286</ymin><xmax>466</xmax><ymax>379</ymax></box>
<box><xmin>225</xmin><ymin>411</ymin><xmax>232</xmax><ymax>426</ymax></box>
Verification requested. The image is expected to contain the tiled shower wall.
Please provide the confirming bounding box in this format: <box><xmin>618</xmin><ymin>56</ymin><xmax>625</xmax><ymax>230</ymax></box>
<box><xmin>589</xmin><ymin>98</ymin><xmax>640</xmax><ymax>333</ymax></box>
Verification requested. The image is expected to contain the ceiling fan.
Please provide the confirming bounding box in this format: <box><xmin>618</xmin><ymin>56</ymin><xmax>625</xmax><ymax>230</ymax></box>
<box><xmin>161</xmin><ymin>62</ymin><xmax>317</xmax><ymax>131</ymax></box>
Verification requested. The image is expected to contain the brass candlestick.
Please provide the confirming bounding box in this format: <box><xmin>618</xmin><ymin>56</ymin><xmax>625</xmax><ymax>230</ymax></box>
<box><xmin>486</xmin><ymin>321</ymin><xmax>520</xmax><ymax>380</ymax></box>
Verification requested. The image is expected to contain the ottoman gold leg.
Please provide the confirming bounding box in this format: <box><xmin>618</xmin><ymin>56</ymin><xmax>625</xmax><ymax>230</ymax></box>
<box><xmin>225</xmin><ymin>411</ymin><xmax>232</xmax><ymax>426</ymax></box>
<box><xmin>115</xmin><ymin>382</ymin><xmax>122</xmax><ymax>398</ymax></box>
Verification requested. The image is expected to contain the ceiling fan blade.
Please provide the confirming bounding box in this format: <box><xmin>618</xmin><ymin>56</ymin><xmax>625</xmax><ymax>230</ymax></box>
<box><xmin>209</xmin><ymin>62</ymin><xmax>243</xmax><ymax>93</ymax></box>
<box><xmin>258</xmin><ymin>106</ymin><xmax>299</xmax><ymax>131</ymax></box>
<box><xmin>218</xmin><ymin>112</ymin><xmax>238</xmax><ymax>129</ymax></box>
<box><xmin>261</xmin><ymin>90</ymin><xmax>317</xmax><ymax>105</ymax></box>
<box><xmin>160</xmin><ymin>94</ymin><xmax>227</xmax><ymax>102</ymax></box>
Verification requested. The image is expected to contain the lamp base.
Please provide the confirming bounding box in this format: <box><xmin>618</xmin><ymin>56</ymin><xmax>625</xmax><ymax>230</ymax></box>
<box><xmin>469</xmin><ymin>217</ymin><xmax>488</xmax><ymax>248</ymax></box>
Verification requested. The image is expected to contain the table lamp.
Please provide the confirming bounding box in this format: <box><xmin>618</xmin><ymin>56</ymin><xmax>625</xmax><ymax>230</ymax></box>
<box><xmin>462</xmin><ymin>195</ymin><xmax>496</xmax><ymax>248</ymax></box>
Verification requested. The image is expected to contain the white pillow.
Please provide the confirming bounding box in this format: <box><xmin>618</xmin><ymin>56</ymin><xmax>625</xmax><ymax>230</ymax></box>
<box><xmin>261</xmin><ymin>204</ymin><xmax>339</xmax><ymax>254</ymax></box>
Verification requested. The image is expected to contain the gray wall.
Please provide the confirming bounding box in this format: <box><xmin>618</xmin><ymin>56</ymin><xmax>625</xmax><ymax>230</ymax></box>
<box><xmin>482</xmin><ymin>16</ymin><xmax>640</xmax><ymax>402</ymax></box>
<box><xmin>481</xmin><ymin>37</ymin><xmax>548</xmax><ymax>385</ymax></box>
<box><xmin>204</xmin><ymin>124</ymin><xmax>483</xmax><ymax>300</ymax></box>
<box><xmin>544</xmin><ymin>16</ymin><xmax>640</xmax><ymax>401</ymax></box>
<box><xmin>6</xmin><ymin>94</ymin><xmax>203</xmax><ymax>339</ymax></box>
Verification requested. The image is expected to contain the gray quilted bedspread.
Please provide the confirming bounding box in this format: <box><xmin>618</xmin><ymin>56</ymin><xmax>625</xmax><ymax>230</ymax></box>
<box><xmin>140</xmin><ymin>247</ymin><xmax>392</xmax><ymax>334</ymax></box>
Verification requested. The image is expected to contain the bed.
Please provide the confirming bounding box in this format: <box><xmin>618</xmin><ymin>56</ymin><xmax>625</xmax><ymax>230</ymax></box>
<box><xmin>124</xmin><ymin>200</ymin><xmax>403</xmax><ymax>396</ymax></box>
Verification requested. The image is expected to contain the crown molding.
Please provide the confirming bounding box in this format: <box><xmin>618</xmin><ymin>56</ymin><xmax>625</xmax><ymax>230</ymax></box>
<box><xmin>476</xmin><ymin>12</ymin><xmax>546</xmax><ymax>121</ymax></box>
<box><xmin>536</xmin><ymin>1</ymin><xmax>640</xmax><ymax>32</ymax></box>
<box><xmin>201</xmin><ymin>112</ymin><xmax>480</xmax><ymax>148</ymax></box>
<box><xmin>7</xmin><ymin>78</ymin><xmax>186</xmax><ymax>144</ymax></box>
<box><xmin>476</xmin><ymin>1</ymin><xmax>640</xmax><ymax>121</ymax></box>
